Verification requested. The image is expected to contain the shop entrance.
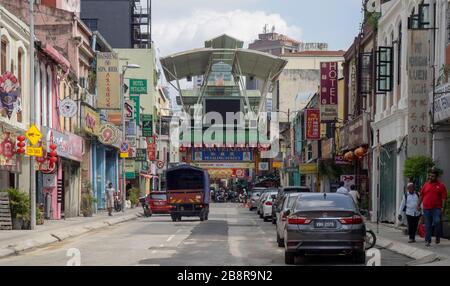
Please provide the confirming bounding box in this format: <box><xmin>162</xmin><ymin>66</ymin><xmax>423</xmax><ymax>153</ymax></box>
<box><xmin>379</xmin><ymin>142</ymin><xmax>397</xmax><ymax>223</ymax></box>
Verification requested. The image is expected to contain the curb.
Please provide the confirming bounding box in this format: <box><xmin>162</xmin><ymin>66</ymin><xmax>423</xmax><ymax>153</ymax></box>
<box><xmin>375</xmin><ymin>236</ymin><xmax>448</xmax><ymax>265</ymax></box>
<box><xmin>0</xmin><ymin>211</ymin><xmax>141</xmax><ymax>259</ymax></box>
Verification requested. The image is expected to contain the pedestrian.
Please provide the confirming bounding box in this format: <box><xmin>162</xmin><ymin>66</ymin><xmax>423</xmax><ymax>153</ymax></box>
<box><xmin>398</xmin><ymin>183</ymin><xmax>421</xmax><ymax>243</ymax></box>
<box><xmin>105</xmin><ymin>182</ymin><xmax>115</xmax><ymax>216</ymax></box>
<box><xmin>336</xmin><ymin>181</ymin><xmax>349</xmax><ymax>195</ymax></box>
<box><xmin>348</xmin><ymin>185</ymin><xmax>360</xmax><ymax>206</ymax></box>
<box><xmin>419</xmin><ymin>168</ymin><xmax>447</xmax><ymax>247</ymax></box>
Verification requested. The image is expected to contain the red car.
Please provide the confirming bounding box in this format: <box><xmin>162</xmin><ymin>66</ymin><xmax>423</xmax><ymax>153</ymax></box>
<box><xmin>146</xmin><ymin>192</ymin><xmax>171</xmax><ymax>214</ymax></box>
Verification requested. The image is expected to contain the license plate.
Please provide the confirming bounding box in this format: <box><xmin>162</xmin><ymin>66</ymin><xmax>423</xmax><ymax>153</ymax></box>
<box><xmin>314</xmin><ymin>220</ymin><xmax>337</xmax><ymax>229</ymax></box>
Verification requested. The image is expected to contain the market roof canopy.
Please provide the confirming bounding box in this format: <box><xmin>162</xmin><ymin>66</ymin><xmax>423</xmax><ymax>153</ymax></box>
<box><xmin>160</xmin><ymin>48</ymin><xmax>287</xmax><ymax>82</ymax></box>
<box><xmin>205</xmin><ymin>34</ymin><xmax>244</xmax><ymax>49</ymax></box>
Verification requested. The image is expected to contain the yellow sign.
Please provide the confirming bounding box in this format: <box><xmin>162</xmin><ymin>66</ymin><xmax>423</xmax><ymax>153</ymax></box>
<box><xmin>272</xmin><ymin>161</ymin><xmax>282</xmax><ymax>169</ymax></box>
<box><xmin>120</xmin><ymin>152</ymin><xmax>129</xmax><ymax>158</ymax></box>
<box><xmin>26</xmin><ymin>147</ymin><xmax>43</xmax><ymax>157</ymax></box>
<box><xmin>299</xmin><ymin>163</ymin><xmax>318</xmax><ymax>175</ymax></box>
<box><xmin>26</xmin><ymin>124</ymin><xmax>42</xmax><ymax>146</ymax></box>
<box><xmin>97</xmin><ymin>52</ymin><xmax>120</xmax><ymax>109</ymax></box>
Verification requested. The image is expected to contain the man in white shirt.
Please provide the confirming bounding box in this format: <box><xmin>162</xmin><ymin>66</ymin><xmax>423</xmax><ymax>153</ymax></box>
<box><xmin>336</xmin><ymin>181</ymin><xmax>349</xmax><ymax>195</ymax></box>
<box><xmin>398</xmin><ymin>183</ymin><xmax>421</xmax><ymax>243</ymax></box>
<box><xmin>349</xmin><ymin>185</ymin><xmax>360</xmax><ymax>206</ymax></box>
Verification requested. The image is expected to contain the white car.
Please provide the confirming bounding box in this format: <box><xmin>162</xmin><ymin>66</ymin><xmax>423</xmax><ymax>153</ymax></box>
<box><xmin>260</xmin><ymin>191</ymin><xmax>278</xmax><ymax>221</ymax></box>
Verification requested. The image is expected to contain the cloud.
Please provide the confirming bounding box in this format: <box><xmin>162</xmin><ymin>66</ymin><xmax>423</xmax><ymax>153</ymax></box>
<box><xmin>153</xmin><ymin>9</ymin><xmax>303</xmax><ymax>56</ymax></box>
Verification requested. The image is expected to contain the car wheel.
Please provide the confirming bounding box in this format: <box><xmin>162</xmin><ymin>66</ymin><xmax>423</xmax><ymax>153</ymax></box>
<box><xmin>263</xmin><ymin>217</ymin><xmax>269</xmax><ymax>222</ymax></box>
<box><xmin>352</xmin><ymin>251</ymin><xmax>366</xmax><ymax>264</ymax></box>
<box><xmin>171</xmin><ymin>215</ymin><xmax>177</xmax><ymax>222</ymax></box>
<box><xmin>276</xmin><ymin>233</ymin><xmax>284</xmax><ymax>248</ymax></box>
<box><xmin>285</xmin><ymin>252</ymin><xmax>295</xmax><ymax>265</ymax></box>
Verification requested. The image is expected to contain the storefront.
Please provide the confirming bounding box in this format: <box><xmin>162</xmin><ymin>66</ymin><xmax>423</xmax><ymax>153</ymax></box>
<box><xmin>0</xmin><ymin>124</ymin><xmax>22</xmax><ymax>190</ymax></box>
<box><xmin>299</xmin><ymin>163</ymin><xmax>319</xmax><ymax>192</ymax></box>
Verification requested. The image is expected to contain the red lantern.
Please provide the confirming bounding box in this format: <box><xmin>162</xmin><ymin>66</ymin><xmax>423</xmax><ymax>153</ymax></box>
<box><xmin>49</xmin><ymin>157</ymin><xmax>58</xmax><ymax>164</ymax></box>
<box><xmin>355</xmin><ymin>147</ymin><xmax>366</xmax><ymax>159</ymax></box>
<box><xmin>17</xmin><ymin>135</ymin><xmax>26</xmax><ymax>142</ymax></box>
<box><xmin>49</xmin><ymin>150</ymin><xmax>57</xmax><ymax>157</ymax></box>
<box><xmin>36</xmin><ymin>156</ymin><xmax>45</xmax><ymax>163</ymax></box>
<box><xmin>50</xmin><ymin>143</ymin><xmax>57</xmax><ymax>151</ymax></box>
<box><xmin>16</xmin><ymin>135</ymin><xmax>26</xmax><ymax>154</ymax></box>
<box><xmin>344</xmin><ymin>151</ymin><xmax>354</xmax><ymax>162</ymax></box>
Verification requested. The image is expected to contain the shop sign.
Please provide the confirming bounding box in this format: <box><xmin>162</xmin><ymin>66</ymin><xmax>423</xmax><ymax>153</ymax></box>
<box><xmin>59</xmin><ymin>98</ymin><xmax>77</xmax><ymax>118</ymax></box>
<box><xmin>232</xmin><ymin>169</ymin><xmax>246</xmax><ymax>178</ymax></box>
<box><xmin>82</xmin><ymin>106</ymin><xmax>99</xmax><ymax>136</ymax></box>
<box><xmin>142</xmin><ymin>114</ymin><xmax>153</xmax><ymax>137</ymax></box>
<box><xmin>125</xmin><ymin>159</ymin><xmax>136</xmax><ymax>179</ymax></box>
<box><xmin>194</xmin><ymin>162</ymin><xmax>255</xmax><ymax>169</ymax></box>
<box><xmin>339</xmin><ymin>113</ymin><xmax>368</xmax><ymax>151</ymax></box>
<box><xmin>335</xmin><ymin>155</ymin><xmax>352</xmax><ymax>165</ymax></box>
<box><xmin>258</xmin><ymin>162</ymin><xmax>269</xmax><ymax>171</ymax></box>
<box><xmin>97</xmin><ymin>52</ymin><xmax>120</xmax><ymax>109</ymax></box>
<box><xmin>0</xmin><ymin>72</ymin><xmax>21</xmax><ymax>119</ymax></box>
<box><xmin>432</xmin><ymin>83</ymin><xmax>450</xmax><ymax>123</ymax></box>
<box><xmin>305</xmin><ymin>109</ymin><xmax>321</xmax><ymax>140</ymax></box>
<box><xmin>135</xmin><ymin>148</ymin><xmax>147</xmax><ymax>162</ymax></box>
<box><xmin>320</xmin><ymin>62</ymin><xmax>339</xmax><ymax>122</ymax></box>
<box><xmin>407</xmin><ymin>29</ymin><xmax>432</xmax><ymax>155</ymax></box>
<box><xmin>44</xmin><ymin>128</ymin><xmax>83</xmax><ymax>162</ymax></box>
<box><xmin>0</xmin><ymin>128</ymin><xmax>17</xmax><ymax>168</ymax></box>
<box><xmin>147</xmin><ymin>136</ymin><xmax>156</xmax><ymax>161</ymax></box>
<box><xmin>299</xmin><ymin>163</ymin><xmax>318</xmax><ymax>175</ymax></box>
<box><xmin>321</xmin><ymin>138</ymin><xmax>334</xmax><ymax>160</ymax></box>
<box><xmin>26</xmin><ymin>146</ymin><xmax>43</xmax><ymax>157</ymax></box>
<box><xmin>98</xmin><ymin>123</ymin><xmax>121</xmax><ymax>148</ymax></box>
<box><xmin>192</xmin><ymin>150</ymin><xmax>252</xmax><ymax>161</ymax></box>
<box><xmin>272</xmin><ymin>161</ymin><xmax>282</xmax><ymax>169</ymax></box>
<box><xmin>130</xmin><ymin>95</ymin><xmax>140</xmax><ymax>125</ymax></box>
<box><xmin>130</xmin><ymin>79</ymin><xmax>147</xmax><ymax>94</ymax></box>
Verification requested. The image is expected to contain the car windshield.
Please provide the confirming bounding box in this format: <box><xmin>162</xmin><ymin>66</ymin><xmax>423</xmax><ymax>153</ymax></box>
<box><xmin>150</xmin><ymin>194</ymin><xmax>167</xmax><ymax>200</ymax></box>
<box><xmin>251</xmin><ymin>192</ymin><xmax>261</xmax><ymax>198</ymax></box>
<box><xmin>294</xmin><ymin>194</ymin><xmax>356</xmax><ymax>212</ymax></box>
<box><xmin>287</xmin><ymin>195</ymin><xmax>299</xmax><ymax>209</ymax></box>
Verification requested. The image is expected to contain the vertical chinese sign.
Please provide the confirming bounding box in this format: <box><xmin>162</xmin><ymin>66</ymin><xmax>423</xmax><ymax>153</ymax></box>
<box><xmin>142</xmin><ymin>114</ymin><xmax>153</xmax><ymax>137</ymax></box>
<box><xmin>147</xmin><ymin>136</ymin><xmax>156</xmax><ymax>161</ymax></box>
<box><xmin>320</xmin><ymin>62</ymin><xmax>339</xmax><ymax>122</ymax></box>
<box><xmin>97</xmin><ymin>52</ymin><xmax>120</xmax><ymax>109</ymax></box>
<box><xmin>305</xmin><ymin>109</ymin><xmax>321</xmax><ymax>140</ymax></box>
<box><xmin>407</xmin><ymin>30</ymin><xmax>431</xmax><ymax>155</ymax></box>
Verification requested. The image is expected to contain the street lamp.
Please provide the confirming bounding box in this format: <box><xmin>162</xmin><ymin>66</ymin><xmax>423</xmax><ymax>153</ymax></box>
<box><xmin>121</xmin><ymin>63</ymin><xmax>140</xmax><ymax>212</ymax></box>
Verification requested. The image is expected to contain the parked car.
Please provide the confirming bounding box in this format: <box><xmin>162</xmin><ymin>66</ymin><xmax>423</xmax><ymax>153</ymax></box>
<box><xmin>147</xmin><ymin>192</ymin><xmax>171</xmax><ymax>214</ymax></box>
<box><xmin>256</xmin><ymin>189</ymin><xmax>277</xmax><ymax>215</ymax></box>
<box><xmin>261</xmin><ymin>191</ymin><xmax>279</xmax><ymax>221</ymax></box>
<box><xmin>284</xmin><ymin>193</ymin><xmax>366</xmax><ymax>265</ymax></box>
<box><xmin>249</xmin><ymin>191</ymin><xmax>263</xmax><ymax>211</ymax></box>
<box><xmin>272</xmin><ymin>186</ymin><xmax>310</xmax><ymax>222</ymax></box>
<box><xmin>276</xmin><ymin>193</ymin><xmax>300</xmax><ymax>246</ymax></box>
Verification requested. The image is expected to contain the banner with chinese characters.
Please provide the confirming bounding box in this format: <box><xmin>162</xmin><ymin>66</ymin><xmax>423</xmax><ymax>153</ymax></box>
<box><xmin>0</xmin><ymin>126</ymin><xmax>20</xmax><ymax>172</ymax></box>
<box><xmin>320</xmin><ymin>62</ymin><xmax>339</xmax><ymax>122</ymax></box>
<box><xmin>97</xmin><ymin>52</ymin><xmax>120</xmax><ymax>109</ymax></box>
<box><xmin>305</xmin><ymin>109</ymin><xmax>321</xmax><ymax>140</ymax></box>
<box><xmin>407</xmin><ymin>30</ymin><xmax>431</xmax><ymax>155</ymax></box>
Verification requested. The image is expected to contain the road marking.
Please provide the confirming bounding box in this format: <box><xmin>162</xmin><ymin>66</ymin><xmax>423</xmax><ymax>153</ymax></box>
<box><xmin>159</xmin><ymin>244</ymin><xmax>164</xmax><ymax>247</ymax></box>
<box><xmin>176</xmin><ymin>229</ymin><xmax>182</xmax><ymax>234</ymax></box>
<box><xmin>167</xmin><ymin>235</ymin><xmax>175</xmax><ymax>242</ymax></box>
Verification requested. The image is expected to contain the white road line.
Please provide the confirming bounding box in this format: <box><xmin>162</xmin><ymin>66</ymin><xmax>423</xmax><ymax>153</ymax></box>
<box><xmin>167</xmin><ymin>235</ymin><xmax>175</xmax><ymax>242</ymax></box>
<box><xmin>159</xmin><ymin>244</ymin><xmax>164</xmax><ymax>247</ymax></box>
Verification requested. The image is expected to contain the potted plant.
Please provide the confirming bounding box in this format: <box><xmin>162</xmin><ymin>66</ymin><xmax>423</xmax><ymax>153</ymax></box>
<box><xmin>81</xmin><ymin>192</ymin><xmax>96</xmax><ymax>217</ymax></box>
<box><xmin>129</xmin><ymin>188</ymin><xmax>140</xmax><ymax>208</ymax></box>
<box><xmin>4</xmin><ymin>188</ymin><xmax>30</xmax><ymax>230</ymax></box>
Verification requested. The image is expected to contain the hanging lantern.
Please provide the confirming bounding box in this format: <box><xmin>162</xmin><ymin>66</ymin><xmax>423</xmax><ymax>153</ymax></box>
<box><xmin>36</xmin><ymin>156</ymin><xmax>45</xmax><ymax>163</ymax></box>
<box><xmin>355</xmin><ymin>147</ymin><xmax>366</xmax><ymax>159</ymax></box>
<box><xmin>49</xmin><ymin>156</ymin><xmax>58</xmax><ymax>164</ymax></box>
<box><xmin>344</xmin><ymin>151</ymin><xmax>354</xmax><ymax>162</ymax></box>
<box><xmin>16</xmin><ymin>135</ymin><xmax>26</xmax><ymax>154</ymax></box>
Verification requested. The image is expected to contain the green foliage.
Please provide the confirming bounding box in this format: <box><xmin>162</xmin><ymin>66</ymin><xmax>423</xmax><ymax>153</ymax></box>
<box><xmin>81</xmin><ymin>188</ymin><xmax>97</xmax><ymax>217</ymax></box>
<box><xmin>367</xmin><ymin>12</ymin><xmax>381</xmax><ymax>31</ymax></box>
<box><xmin>3</xmin><ymin>188</ymin><xmax>30</xmax><ymax>221</ymax></box>
<box><xmin>404</xmin><ymin>156</ymin><xmax>436</xmax><ymax>186</ymax></box>
<box><xmin>318</xmin><ymin>161</ymin><xmax>353</xmax><ymax>181</ymax></box>
<box><xmin>129</xmin><ymin>188</ymin><xmax>140</xmax><ymax>206</ymax></box>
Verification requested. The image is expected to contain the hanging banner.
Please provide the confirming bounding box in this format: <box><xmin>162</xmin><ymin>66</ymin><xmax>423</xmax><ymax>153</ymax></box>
<box><xmin>97</xmin><ymin>52</ymin><xmax>120</xmax><ymax>109</ymax></box>
<box><xmin>320</xmin><ymin>62</ymin><xmax>339</xmax><ymax>122</ymax></box>
<box><xmin>147</xmin><ymin>136</ymin><xmax>156</xmax><ymax>161</ymax></box>
<box><xmin>0</xmin><ymin>72</ymin><xmax>21</xmax><ymax>119</ymax></box>
<box><xmin>142</xmin><ymin>114</ymin><xmax>153</xmax><ymax>137</ymax></box>
<box><xmin>0</xmin><ymin>127</ymin><xmax>18</xmax><ymax>170</ymax></box>
<box><xmin>130</xmin><ymin>95</ymin><xmax>140</xmax><ymax>125</ymax></box>
<box><xmin>136</xmin><ymin>148</ymin><xmax>147</xmax><ymax>162</ymax></box>
<box><xmin>305</xmin><ymin>109</ymin><xmax>321</xmax><ymax>140</ymax></box>
<box><xmin>130</xmin><ymin>79</ymin><xmax>147</xmax><ymax>94</ymax></box>
<box><xmin>407</xmin><ymin>30</ymin><xmax>431</xmax><ymax>155</ymax></box>
<box><xmin>82</xmin><ymin>105</ymin><xmax>100</xmax><ymax>136</ymax></box>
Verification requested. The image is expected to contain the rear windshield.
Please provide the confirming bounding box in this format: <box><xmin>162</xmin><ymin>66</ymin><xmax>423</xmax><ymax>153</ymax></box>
<box><xmin>287</xmin><ymin>195</ymin><xmax>299</xmax><ymax>209</ymax></box>
<box><xmin>294</xmin><ymin>195</ymin><xmax>356</xmax><ymax>212</ymax></box>
<box><xmin>167</xmin><ymin>169</ymin><xmax>204</xmax><ymax>190</ymax></box>
<box><xmin>251</xmin><ymin>192</ymin><xmax>261</xmax><ymax>198</ymax></box>
<box><xmin>150</xmin><ymin>194</ymin><xmax>167</xmax><ymax>200</ymax></box>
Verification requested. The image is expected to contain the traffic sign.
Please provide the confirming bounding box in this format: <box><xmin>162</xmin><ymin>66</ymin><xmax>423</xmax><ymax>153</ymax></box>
<box><xmin>26</xmin><ymin>124</ymin><xmax>42</xmax><ymax>146</ymax></box>
<box><xmin>157</xmin><ymin>161</ymin><xmax>165</xmax><ymax>169</ymax></box>
<box><xmin>26</xmin><ymin>146</ymin><xmax>43</xmax><ymax>157</ymax></box>
<box><xmin>120</xmin><ymin>152</ymin><xmax>129</xmax><ymax>158</ymax></box>
<box><xmin>120</xmin><ymin>142</ymin><xmax>129</xmax><ymax>153</ymax></box>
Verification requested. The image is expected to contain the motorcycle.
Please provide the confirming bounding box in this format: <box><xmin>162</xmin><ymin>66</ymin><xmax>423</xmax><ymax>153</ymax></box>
<box><xmin>139</xmin><ymin>196</ymin><xmax>152</xmax><ymax>217</ymax></box>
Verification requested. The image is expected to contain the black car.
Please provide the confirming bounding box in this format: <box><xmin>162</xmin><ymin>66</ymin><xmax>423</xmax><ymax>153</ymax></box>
<box><xmin>272</xmin><ymin>186</ymin><xmax>310</xmax><ymax>223</ymax></box>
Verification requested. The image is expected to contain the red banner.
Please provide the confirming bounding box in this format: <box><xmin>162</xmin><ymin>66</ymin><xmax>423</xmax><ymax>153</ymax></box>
<box><xmin>147</xmin><ymin>136</ymin><xmax>156</xmax><ymax>161</ymax></box>
<box><xmin>320</xmin><ymin>62</ymin><xmax>339</xmax><ymax>122</ymax></box>
<box><xmin>306</xmin><ymin>109</ymin><xmax>321</xmax><ymax>140</ymax></box>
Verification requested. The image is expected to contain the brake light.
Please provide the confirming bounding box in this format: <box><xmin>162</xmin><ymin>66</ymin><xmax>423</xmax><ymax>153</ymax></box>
<box><xmin>288</xmin><ymin>217</ymin><xmax>312</xmax><ymax>225</ymax></box>
<box><xmin>265</xmin><ymin>201</ymin><xmax>273</xmax><ymax>206</ymax></box>
<box><xmin>340</xmin><ymin>215</ymin><xmax>363</xmax><ymax>225</ymax></box>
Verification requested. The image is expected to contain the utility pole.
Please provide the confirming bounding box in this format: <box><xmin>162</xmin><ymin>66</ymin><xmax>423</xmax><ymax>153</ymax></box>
<box><xmin>29</xmin><ymin>0</ymin><xmax>36</xmax><ymax>230</ymax></box>
<box><xmin>158</xmin><ymin>114</ymin><xmax>162</xmax><ymax>191</ymax></box>
<box><xmin>121</xmin><ymin>70</ymin><xmax>126</xmax><ymax>212</ymax></box>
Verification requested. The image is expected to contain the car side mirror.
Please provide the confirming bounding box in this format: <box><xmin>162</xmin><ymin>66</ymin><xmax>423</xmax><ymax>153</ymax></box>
<box><xmin>285</xmin><ymin>209</ymin><xmax>291</xmax><ymax>216</ymax></box>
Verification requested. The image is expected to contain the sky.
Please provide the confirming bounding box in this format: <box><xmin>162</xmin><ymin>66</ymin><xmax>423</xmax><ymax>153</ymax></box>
<box><xmin>151</xmin><ymin>0</ymin><xmax>364</xmax><ymax>57</ymax></box>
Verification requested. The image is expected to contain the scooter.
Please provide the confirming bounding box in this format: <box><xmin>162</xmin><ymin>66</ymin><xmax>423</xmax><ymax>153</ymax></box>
<box><xmin>139</xmin><ymin>196</ymin><xmax>152</xmax><ymax>217</ymax></box>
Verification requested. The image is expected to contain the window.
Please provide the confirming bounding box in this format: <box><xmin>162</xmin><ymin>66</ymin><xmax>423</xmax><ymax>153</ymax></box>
<box><xmin>82</xmin><ymin>19</ymin><xmax>98</xmax><ymax>31</ymax></box>
<box><xmin>397</xmin><ymin>23</ymin><xmax>402</xmax><ymax>86</ymax></box>
<box><xmin>1</xmin><ymin>40</ymin><xmax>7</xmax><ymax>75</ymax></box>
<box><xmin>18</xmin><ymin>50</ymin><xmax>23</xmax><ymax>85</ymax></box>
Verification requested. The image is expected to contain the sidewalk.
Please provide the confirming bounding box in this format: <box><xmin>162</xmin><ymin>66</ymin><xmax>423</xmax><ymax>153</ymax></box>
<box><xmin>0</xmin><ymin>208</ymin><xmax>142</xmax><ymax>258</ymax></box>
<box><xmin>366</xmin><ymin>222</ymin><xmax>450</xmax><ymax>266</ymax></box>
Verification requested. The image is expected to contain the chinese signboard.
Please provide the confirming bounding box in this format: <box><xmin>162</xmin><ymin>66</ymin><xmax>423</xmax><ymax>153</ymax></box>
<box><xmin>407</xmin><ymin>30</ymin><xmax>431</xmax><ymax>155</ymax></box>
<box><xmin>82</xmin><ymin>106</ymin><xmax>100</xmax><ymax>136</ymax></box>
<box><xmin>130</xmin><ymin>95</ymin><xmax>140</xmax><ymax>125</ymax></box>
<box><xmin>192</xmin><ymin>150</ymin><xmax>253</xmax><ymax>161</ymax></box>
<box><xmin>320</xmin><ymin>62</ymin><xmax>339</xmax><ymax>122</ymax></box>
<box><xmin>305</xmin><ymin>109</ymin><xmax>321</xmax><ymax>140</ymax></box>
<box><xmin>97</xmin><ymin>52</ymin><xmax>120</xmax><ymax>109</ymax></box>
<box><xmin>142</xmin><ymin>114</ymin><xmax>153</xmax><ymax>137</ymax></box>
<box><xmin>44</xmin><ymin>128</ymin><xmax>83</xmax><ymax>162</ymax></box>
<box><xmin>432</xmin><ymin>83</ymin><xmax>450</xmax><ymax>123</ymax></box>
<box><xmin>339</xmin><ymin>113</ymin><xmax>369</xmax><ymax>151</ymax></box>
<box><xmin>136</xmin><ymin>148</ymin><xmax>147</xmax><ymax>162</ymax></box>
<box><xmin>147</xmin><ymin>136</ymin><xmax>156</xmax><ymax>161</ymax></box>
<box><xmin>125</xmin><ymin>160</ymin><xmax>136</xmax><ymax>179</ymax></box>
<box><xmin>0</xmin><ymin>127</ymin><xmax>19</xmax><ymax>172</ymax></box>
<box><xmin>299</xmin><ymin>163</ymin><xmax>318</xmax><ymax>175</ymax></box>
<box><xmin>130</xmin><ymin>79</ymin><xmax>147</xmax><ymax>94</ymax></box>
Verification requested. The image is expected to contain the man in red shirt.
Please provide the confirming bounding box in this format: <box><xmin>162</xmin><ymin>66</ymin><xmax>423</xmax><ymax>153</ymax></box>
<box><xmin>419</xmin><ymin>168</ymin><xmax>447</xmax><ymax>246</ymax></box>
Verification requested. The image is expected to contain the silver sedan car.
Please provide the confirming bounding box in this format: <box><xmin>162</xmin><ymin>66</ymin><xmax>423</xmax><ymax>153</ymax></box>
<box><xmin>284</xmin><ymin>193</ymin><xmax>366</xmax><ymax>265</ymax></box>
<box><xmin>276</xmin><ymin>193</ymin><xmax>300</xmax><ymax>247</ymax></box>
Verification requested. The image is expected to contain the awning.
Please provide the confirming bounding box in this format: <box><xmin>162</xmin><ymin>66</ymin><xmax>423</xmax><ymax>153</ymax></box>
<box><xmin>160</xmin><ymin>48</ymin><xmax>287</xmax><ymax>82</ymax></box>
<box><xmin>43</xmin><ymin>44</ymin><xmax>71</xmax><ymax>71</ymax></box>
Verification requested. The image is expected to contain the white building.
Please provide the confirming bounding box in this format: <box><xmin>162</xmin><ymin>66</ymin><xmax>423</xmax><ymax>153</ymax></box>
<box><xmin>0</xmin><ymin>6</ymin><xmax>31</xmax><ymax>191</ymax></box>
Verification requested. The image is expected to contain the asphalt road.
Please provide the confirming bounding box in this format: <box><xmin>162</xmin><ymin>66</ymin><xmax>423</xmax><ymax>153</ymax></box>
<box><xmin>0</xmin><ymin>203</ymin><xmax>412</xmax><ymax>266</ymax></box>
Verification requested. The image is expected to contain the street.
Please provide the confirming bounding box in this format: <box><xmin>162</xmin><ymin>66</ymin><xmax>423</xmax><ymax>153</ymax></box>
<box><xmin>0</xmin><ymin>203</ymin><xmax>412</xmax><ymax>266</ymax></box>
